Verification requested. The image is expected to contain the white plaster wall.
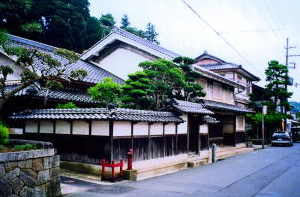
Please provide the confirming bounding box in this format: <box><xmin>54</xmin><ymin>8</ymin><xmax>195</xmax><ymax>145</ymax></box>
<box><xmin>0</xmin><ymin>54</ymin><xmax>24</xmax><ymax>82</ymax></box>
<box><xmin>236</xmin><ymin>116</ymin><xmax>245</xmax><ymax>131</ymax></box>
<box><xmin>150</xmin><ymin>123</ymin><xmax>163</xmax><ymax>136</ymax></box>
<box><xmin>223</xmin><ymin>124</ymin><xmax>234</xmax><ymax>133</ymax></box>
<box><xmin>25</xmin><ymin>121</ymin><xmax>38</xmax><ymax>133</ymax></box>
<box><xmin>56</xmin><ymin>121</ymin><xmax>71</xmax><ymax>134</ymax></box>
<box><xmin>178</xmin><ymin>115</ymin><xmax>187</xmax><ymax>134</ymax></box>
<box><xmin>199</xmin><ymin>124</ymin><xmax>208</xmax><ymax>134</ymax></box>
<box><xmin>73</xmin><ymin>121</ymin><xmax>89</xmax><ymax>135</ymax></box>
<box><xmin>92</xmin><ymin>121</ymin><xmax>109</xmax><ymax>136</ymax></box>
<box><xmin>133</xmin><ymin>122</ymin><xmax>148</xmax><ymax>136</ymax></box>
<box><xmin>113</xmin><ymin>121</ymin><xmax>131</xmax><ymax>137</ymax></box>
<box><xmin>94</xmin><ymin>48</ymin><xmax>152</xmax><ymax>79</ymax></box>
<box><xmin>165</xmin><ymin>123</ymin><xmax>176</xmax><ymax>135</ymax></box>
<box><xmin>40</xmin><ymin>121</ymin><xmax>53</xmax><ymax>134</ymax></box>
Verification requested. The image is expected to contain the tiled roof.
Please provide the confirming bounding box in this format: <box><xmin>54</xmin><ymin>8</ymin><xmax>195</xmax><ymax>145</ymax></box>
<box><xmin>166</xmin><ymin>99</ymin><xmax>214</xmax><ymax>115</ymax></box>
<box><xmin>10</xmin><ymin>108</ymin><xmax>183</xmax><ymax>123</ymax></box>
<box><xmin>7</xmin><ymin>35</ymin><xmax>124</xmax><ymax>84</ymax></box>
<box><xmin>192</xmin><ymin>65</ymin><xmax>245</xmax><ymax>87</ymax></box>
<box><xmin>83</xmin><ymin>27</ymin><xmax>180</xmax><ymax>60</ymax></box>
<box><xmin>201</xmin><ymin>63</ymin><xmax>241</xmax><ymax>70</ymax></box>
<box><xmin>202</xmin><ymin>99</ymin><xmax>253</xmax><ymax>113</ymax></box>
<box><xmin>6</xmin><ymin>84</ymin><xmax>97</xmax><ymax>104</ymax></box>
<box><xmin>202</xmin><ymin>115</ymin><xmax>219</xmax><ymax>124</ymax></box>
<box><xmin>111</xmin><ymin>27</ymin><xmax>180</xmax><ymax>58</ymax></box>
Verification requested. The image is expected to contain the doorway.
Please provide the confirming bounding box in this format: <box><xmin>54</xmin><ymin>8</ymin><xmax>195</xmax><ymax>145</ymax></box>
<box><xmin>188</xmin><ymin>115</ymin><xmax>200</xmax><ymax>154</ymax></box>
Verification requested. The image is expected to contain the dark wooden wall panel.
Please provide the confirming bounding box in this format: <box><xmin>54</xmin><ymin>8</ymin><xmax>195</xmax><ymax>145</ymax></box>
<box><xmin>236</xmin><ymin>132</ymin><xmax>246</xmax><ymax>144</ymax></box>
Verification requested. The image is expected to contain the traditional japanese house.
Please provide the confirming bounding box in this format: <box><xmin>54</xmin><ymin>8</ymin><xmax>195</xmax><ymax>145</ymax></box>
<box><xmin>0</xmin><ymin>35</ymin><xmax>124</xmax><ymax>120</ymax></box>
<box><xmin>163</xmin><ymin>99</ymin><xmax>218</xmax><ymax>155</ymax></box>
<box><xmin>8</xmin><ymin>105</ymin><xmax>206</xmax><ymax>163</ymax></box>
<box><xmin>194</xmin><ymin>51</ymin><xmax>260</xmax><ymax>109</ymax></box>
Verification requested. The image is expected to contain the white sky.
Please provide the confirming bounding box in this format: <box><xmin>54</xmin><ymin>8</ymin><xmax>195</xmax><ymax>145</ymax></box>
<box><xmin>89</xmin><ymin>0</ymin><xmax>300</xmax><ymax>101</ymax></box>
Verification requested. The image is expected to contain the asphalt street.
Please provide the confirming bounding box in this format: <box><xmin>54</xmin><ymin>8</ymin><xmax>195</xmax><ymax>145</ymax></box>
<box><xmin>62</xmin><ymin>143</ymin><xmax>300</xmax><ymax>197</ymax></box>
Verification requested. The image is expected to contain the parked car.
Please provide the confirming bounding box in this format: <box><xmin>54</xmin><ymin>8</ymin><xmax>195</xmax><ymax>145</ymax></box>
<box><xmin>291</xmin><ymin>127</ymin><xmax>300</xmax><ymax>142</ymax></box>
<box><xmin>271</xmin><ymin>132</ymin><xmax>293</xmax><ymax>147</ymax></box>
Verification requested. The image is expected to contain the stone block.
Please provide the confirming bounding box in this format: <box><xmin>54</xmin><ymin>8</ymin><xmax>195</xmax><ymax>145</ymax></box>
<box><xmin>18</xmin><ymin>160</ymin><xmax>32</xmax><ymax>169</ymax></box>
<box><xmin>0</xmin><ymin>180</ymin><xmax>12</xmax><ymax>196</ymax></box>
<box><xmin>20</xmin><ymin>186</ymin><xmax>34</xmax><ymax>197</ymax></box>
<box><xmin>52</xmin><ymin>155</ymin><xmax>60</xmax><ymax>168</ymax></box>
<box><xmin>21</xmin><ymin>169</ymin><xmax>37</xmax><ymax>179</ymax></box>
<box><xmin>33</xmin><ymin>185</ymin><xmax>46</xmax><ymax>197</ymax></box>
<box><xmin>123</xmin><ymin>170</ymin><xmax>137</xmax><ymax>181</ymax></box>
<box><xmin>44</xmin><ymin>157</ymin><xmax>53</xmax><ymax>170</ymax></box>
<box><xmin>0</xmin><ymin>164</ymin><xmax>5</xmax><ymax>178</ymax></box>
<box><xmin>4</xmin><ymin>162</ymin><xmax>18</xmax><ymax>172</ymax></box>
<box><xmin>45</xmin><ymin>178</ymin><xmax>61</xmax><ymax>197</ymax></box>
<box><xmin>32</xmin><ymin>158</ymin><xmax>43</xmax><ymax>172</ymax></box>
<box><xmin>37</xmin><ymin>170</ymin><xmax>50</xmax><ymax>184</ymax></box>
<box><xmin>2</xmin><ymin>168</ymin><xmax>20</xmax><ymax>183</ymax></box>
<box><xmin>50</xmin><ymin>167</ymin><xmax>60</xmax><ymax>179</ymax></box>
<box><xmin>19</xmin><ymin>171</ymin><xmax>37</xmax><ymax>188</ymax></box>
<box><xmin>10</xmin><ymin>177</ymin><xmax>24</xmax><ymax>194</ymax></box>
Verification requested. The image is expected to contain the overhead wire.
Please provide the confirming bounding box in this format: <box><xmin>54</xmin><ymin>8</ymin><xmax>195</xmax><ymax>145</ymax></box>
<box><xmin>179</xmin><ymin>0</ymin><xmax>264</xmax><ymax>76</ymax></box>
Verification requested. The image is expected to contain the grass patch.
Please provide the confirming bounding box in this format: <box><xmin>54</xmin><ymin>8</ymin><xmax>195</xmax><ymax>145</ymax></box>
<box><xmin>0</xmin><ymin>143</ymin><xmax>37</xmax><ymax>153</ymax></box>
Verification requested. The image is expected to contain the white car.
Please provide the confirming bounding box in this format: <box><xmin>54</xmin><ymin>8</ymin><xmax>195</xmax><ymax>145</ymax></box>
<box><xmin>271</xmin><ymin>132</ymin><xmax>293</xmax><ymax>147</ymax></box>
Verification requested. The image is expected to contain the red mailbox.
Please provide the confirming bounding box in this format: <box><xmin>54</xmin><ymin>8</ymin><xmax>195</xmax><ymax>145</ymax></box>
<box><xmin>127</xmin><ymin>148</ymin><xmax>133</xmax><ymax>170</ymax></box>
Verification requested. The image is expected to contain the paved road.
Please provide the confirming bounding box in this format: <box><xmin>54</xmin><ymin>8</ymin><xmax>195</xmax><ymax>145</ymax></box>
<box><xmin>62</xmin><ymin>143</ymin><xmax>300</xmax><ymax>197</ymax></box>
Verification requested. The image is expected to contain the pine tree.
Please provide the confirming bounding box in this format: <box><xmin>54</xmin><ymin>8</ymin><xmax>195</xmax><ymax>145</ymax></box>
<box><xmin>144</xmin><ymin>23</ymin><xmax>159</xmax><ymax>44</ymax></box>
<box><xmin>120</xmin><ymin>14</ymin><xmax>130</xmax><ymax>28</ymax></box>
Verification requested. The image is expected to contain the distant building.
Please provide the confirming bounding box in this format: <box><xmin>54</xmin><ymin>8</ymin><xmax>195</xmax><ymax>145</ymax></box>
<box><xmin>194</xmin><ymin>51</ymin><xmax>260</xmax><ymax>108</ymax></box>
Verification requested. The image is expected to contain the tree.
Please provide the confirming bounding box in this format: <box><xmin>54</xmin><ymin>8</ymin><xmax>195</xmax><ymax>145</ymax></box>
<box><xmin>88</xmin><ymin>77</ymin><xmax>121</xmax><ymax>108</ymax></box>
<box><xmin>247</xmin><ymin>60</ymin><xmax>293</xmax><ymax>139</ymax></box>
<box><xmin>120</xmin><ymin>14</ymin><xmax>130</xmax><ymax>28</ymax></box>
<box><xmin>99</xmin><ymin>13</ymin><xmax>115</xmax><ymax>37</ymax></box>
<box><xmin>139</xmin><ymin>59</ymin><xmax>186</xmax><ymax>109</ymax></box>
<box><xmin>121</xmin><ymin>71</ymin><xmax>153</xmax><ymax>109</ymax></box>
<box><xmin>173</xmin><ymin>57</ymin><xmax>206</xmax><ymax>101</ymax></box>
<box><xmin>56</xmin><ymin>102</ymin><xmax>79</xmax><ymax>109</ymax></box>
<box><xmin>0</xmin><ymin>30</ymin><xmax>87</xmax><ymax>111</ymax></box>
<box><xmin>144</xmin><ymin>23</ymin><xmax>159</xmax><ymax>44</ymax></box>
<box><xmin>265</xmin><ymin>60</ymin><xmax>292</xmax><ymax>112</ymax></box>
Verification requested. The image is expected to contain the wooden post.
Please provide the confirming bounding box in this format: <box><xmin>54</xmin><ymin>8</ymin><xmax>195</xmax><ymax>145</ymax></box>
<box><xmin>89</xmin><ymin>121</ymin><xmax>92</xmax><ymax>136</ymax></box>
<box><xmin>234</xmin><ymin>116</ymin><xmax>237</xmax><ymax>147</ymax></box>
<box><xmin>37</xmin><ymin>121</ymin><xmax>40</xmax><ymax>134</ymax></box>
<box><xmin>148</xmin><ymin>122</ymin><xmax>151</xmax><ymax>159</ymax></box>
<box><xmin>175</xmin><ymin>123</ymin><xmax>178</xmax><ymax>155</ymax></box>
<box><xmin>163</xmin><ymin>123</ymin><xmax>166</xmax><ymax>157</ymax></box>
<box><xmin>70</xmin><ymin>121</ymin><xmax>73</xmax><ymax>135</ymax></box>
<box><xmin>109</xmin><ymin>121</ymin><xmax>114</xmax><ymax>162</ymax></box>
<box><xmin>53</xmin><ymin>120</ymin><xmax>56</xmax><ymax>134</ymax></box>
<box><xmin>131</xmin><ymin>122</ymin><xmax>134</xmax><ymax>149</ymax></box>
<box><xmin>101</xmin><ymin>159</ymin><xmax>105</xmax><ymax>180</ymax></box>
<box><xmin>187</xmin><ymin>115</ymin><xmax>190</xmax><ymax>154</ymax></box>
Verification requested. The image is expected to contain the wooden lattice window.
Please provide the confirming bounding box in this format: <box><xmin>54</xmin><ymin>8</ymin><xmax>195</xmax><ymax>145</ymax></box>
<box><xmin>237</xmin><ymin>116</ymin><xmax>245</xmax><ymax>131</ymax></box>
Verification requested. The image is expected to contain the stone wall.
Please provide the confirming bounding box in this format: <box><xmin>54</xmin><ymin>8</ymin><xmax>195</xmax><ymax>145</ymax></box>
<box><xmin>0</xmin><ymin>148</ymin><xmax>60</xmax><ymax>197</ymax></box>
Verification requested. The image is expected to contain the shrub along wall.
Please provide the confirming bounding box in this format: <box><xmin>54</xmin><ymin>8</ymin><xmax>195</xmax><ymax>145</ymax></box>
<box><xmin>0</xmin><ymin>148</ymin><xmax>60</xmax><ymax>197</ymax></box>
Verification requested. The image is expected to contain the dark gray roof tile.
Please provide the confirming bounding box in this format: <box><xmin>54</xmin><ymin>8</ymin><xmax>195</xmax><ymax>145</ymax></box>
<box><xmin>10</xmin><ymin>108</ymin><xmax>183</xmax><ymax>123</ymax></box>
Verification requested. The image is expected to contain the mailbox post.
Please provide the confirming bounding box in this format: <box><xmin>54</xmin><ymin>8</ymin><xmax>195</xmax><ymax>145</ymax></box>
<box><xmin>127</xmin><ymin>148</ymin><xmax>133</xmax><ymax>170</ymax></box>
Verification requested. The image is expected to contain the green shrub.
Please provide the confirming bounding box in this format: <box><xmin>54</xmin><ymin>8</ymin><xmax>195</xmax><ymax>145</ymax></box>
<box><xmin>56</xmin><ymin>102</ymin><xmax>79</xmax><ymax>109</ymax></box>
<box><xmin>0</xmin><ymin>122</ymin><xmax>9</xmax><ymax>145</ymax></box>
<box><xmin>13</xmin><ymin>144</ymin><xmax>37</xmax><ymax>151</ymax></box>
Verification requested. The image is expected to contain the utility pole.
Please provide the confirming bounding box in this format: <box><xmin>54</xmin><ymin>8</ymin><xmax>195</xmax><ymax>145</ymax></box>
<box><xmin>284</xmin><ymin>38</ymin><xmax>300</xmax><ymax>131</ymax></box>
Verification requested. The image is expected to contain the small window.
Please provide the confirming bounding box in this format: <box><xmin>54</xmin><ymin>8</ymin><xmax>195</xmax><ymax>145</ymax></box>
<box><xmin>237</xmin><ymin>116</ymin><xmax>245</xmax><ymax>131</ymax></box>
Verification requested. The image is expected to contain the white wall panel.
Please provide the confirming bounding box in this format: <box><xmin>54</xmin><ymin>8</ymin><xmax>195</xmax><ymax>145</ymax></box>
<box><xmin>25</xmin><ymin>121</ymin><xmax>38</xmax><ymax>133</ymax></box>
<box><xmin>40</xmin><ymin>121</ymin><xmax>53</xmax><ymax>134</ymax></box>
<box><xmin>165</xmin><ymin>123</ymin><xmax>176</xmax><ymax>135</ymax></box>
<box><xmin>178</xmin><ymin>115</ymin><xmax>187</xmax><ymax>134</ymax></box>
<box><xmin>150</xmin><ymin>123</ymin><xmax>163</xmax><ymax>136</ymax></box>
<box><xmin>199</xmin><ymin>124</ymin><xmax>208</xmax><ymax>134</ymax></box>
<box><xmin>56</xmin><ymin>121</ymin><xmax>71</xmax><ymax>134</ymax></box>
<box><xmin>133</xmin><ymin>122</ymin><xmax>148</xmax><ymax>136</ymax></box>
<box><xmin>92</xmin><ymin>121</ymin><xmax>109</xmax><ymax>136</ymax></box>
<box><xmin>73</xmin><ymin>121</ymin><xmax>89</xmax><ymax>135</ymax></box>
<box><xmin>113</xmin><ymin>121</ymin><xmax>131</xmax><ymax>137</ymax></box>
